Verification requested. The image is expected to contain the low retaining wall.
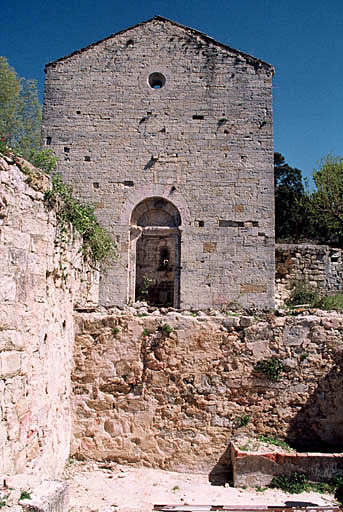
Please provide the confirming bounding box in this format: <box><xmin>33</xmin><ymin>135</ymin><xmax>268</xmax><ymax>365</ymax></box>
<box><xmin>71</xmin><ymin>307</ymin><xmax>343</xmax><ymax>475</ymax></box>
<box><xmin>231</xmin><ymin>439</ymin><xmax>343</xmax><ymax>487</ymax></box>
<box><xmin>276</xmin><ymin>244</ymin><xmax>343</xmax><ymax>306</ymax></box>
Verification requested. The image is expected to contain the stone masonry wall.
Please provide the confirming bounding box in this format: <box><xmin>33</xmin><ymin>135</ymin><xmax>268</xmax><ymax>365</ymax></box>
<box><xmin>71</xmin><ymin>307</ymin><xmax>343</xmax><ymax>475</ymax></box>
<box><xmin>43</xmin><ymin>17</ymin><xmax>275</xmax><ymax>310</ymax></box>
<box><xmin>0</xmin><ymin>154</ymin><xmax>98</xmax><ymax>480</ymax></box>
<box><xmin>276</xmin><ymin>244</ymin><xmax>343</xmax><ymax>306</ymax></box>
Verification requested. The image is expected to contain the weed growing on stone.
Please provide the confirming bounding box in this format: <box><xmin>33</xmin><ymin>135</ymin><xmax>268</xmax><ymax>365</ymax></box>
<box><xmin>286</xmin><ymin>281</ymin><xmax>318</xmax><ymax>307</ymax></box>
<box><xmin>318</xmin><ymin>294</ymin><xmax>343</xmax><ymax>310</ymax></box>
<box><xmin>19</xmin><ymin>490</ymin><xmax>31</xmax><ymax>501</ymax></box>
<box><xmin>257</xmin><ymin>435</ymin><xmax>292</xmax><ymax>451</ymax></box>
<box><xmin>137</xmin><ymin>275</ymin><xmax>155</xmax><ymax>301</ymax></box>
<box><xmin>238</xmin><ymin>443</ymin><xmax>251</xmax><ymax>452</ymax></box>
<box><xmin>161</xmin><ymin>323</ymin><xmax>173</xmax><ymax>335</ymax></box>
<box><xmin>236</xmin><ymin>413</ymin><xmax>251</xmax><ymax>427</ymax></box>
<box><xmin>270</xmin><ymin>472</ymin><xmax>343</xmax><ymax>497</ymax></box>
<box><xmin>0</xmin><ymin>495</ymin><xmax>7</xmax><ymax>508</ymax></box>
<box><xmin>270</xmin><ymin>472</ymin><xmax>308</xmax><ymax>493</ymax></box>
<box><xmin>300</xmin><ymin>352</ymin><xmax>309</xmax><ymax>361</ymax></box>
<box><xmin>335</xmin><ymin>478</ymin><xmax>343</xmax><ymax>504</ymax></box>
<box><xmin>142</xmin><ymin>328</ymin><xmax>150</xmax><ymax>337</ymax></box>
<box><xmin>286</xmin><ymin>281</ymin><xmax>343</xmax><ymax>311</ymax></box>
<box><xmin>256</xmin><ymin>486</ymin><xmax>267</xmax><ymax>492</ymax></box>
<box><xmin>0</xmin><ymin>138</ymin><xmax>9</xmax><ymax>156</ymax></box>
<box><xmin>137</xmin><ymin>313</ymin><xmax>148</xmax><ymax>317</ymax></box>
<box><xmin>44</xmin><ymin>174</ymin><xmax>116</xmax><ymax>265</ymax></box>
<box><xmin>334</xmin><ymin>476</ymin><xmax>343</xmax><ymax>489</ymax></box>
<box><xmin>28</xmin><ymin>148</ymin><xmax>58</xmax><ymax>174</ymax></box>
<box><xmin>254</xmin><ymin>358</ymin><xmax>284</xmax><ymax>381</ymax></box>
<box><xmin>112</xmin><ymin>327</ymin><xmax>119</xmax><ymax>336</ymax></box>
<box><xmin>172</xmin><ymin>485</ymin><xmax>180</xmax><ymax>492</ymax></box>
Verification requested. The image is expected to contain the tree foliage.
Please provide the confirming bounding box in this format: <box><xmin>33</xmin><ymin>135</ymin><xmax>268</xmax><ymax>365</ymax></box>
<box><xmin>28</xmin><ymin>148</ymin><xmax>58</xmax><ymax>175</ymax></box>
<box><xmin>309</xmin><ymin>154</ymin><xmax>343</xmax><ymax>235</ymax></box>
<box><xmin>0</xmin><ymin>57</ymin><xmax>116</xmax><ymax>264</ymax></box>
<box><xmin>0</xmin><ymin>56</ymin><xmax>41</xmax><ymax>160</ymax></box>
<box><xmin>274</xmin><ymin>152</ymin><xmax>305</xmax><ymax>242</ymax></box>
<box><xmin>274</xmin><ymin>152</ymin><xmax>343</xmax><ymax>247</ymax></box>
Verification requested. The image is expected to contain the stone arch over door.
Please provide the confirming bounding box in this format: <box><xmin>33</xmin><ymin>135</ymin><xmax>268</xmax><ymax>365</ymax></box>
<box><xmin>129</xmin><ymin>197</ymin><xmax>181</xmax><ymax>308</ymax></box>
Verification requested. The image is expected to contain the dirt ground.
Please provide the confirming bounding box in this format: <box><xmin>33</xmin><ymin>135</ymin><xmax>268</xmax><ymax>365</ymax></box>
<box><xmin>64</xmin><ymin>461</ymin><xmax>339</xmax><ymax>512</ymax></box>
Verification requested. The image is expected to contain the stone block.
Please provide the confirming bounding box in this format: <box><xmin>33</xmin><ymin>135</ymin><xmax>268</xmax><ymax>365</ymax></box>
<box><xmin>0</xmin><ymin>351</ymin><xmax>22</xmax><ymax>377</ymax></box>
<box><xmin>203</xmin><ymin>242</ymin><xmax>217</xmax><ymax>253</ymax></box>
<box><xmin>0</xmin><ymin>276</ymin><xmax>16</xmax><ymax>302</ymax></box>
<box><xmin>0</xmin><ymin>330</ymin><xmax>24</xmax><ymax>351</ymax></box>
<box><xmin>240</xmin><ymin>316</ymin><xmax>254</xmax><ymax>327</ymax></box>
<box><xmin>223</xmin><ymin>316</ymin><xmax>240</xmax><ymax>329</ymax></box>
<box><xmin>284</xmin><ymin>324</ymin><xmax>309</xmax><ymax>346</ymax></box>
<box><xmin>247</xmin><ymin>341</ymin><xmax>271</xmax><ymax>359</ymax></box>
<box><xmin>240</xmin><ymin>283</ymin><xmax>267</xmax><ymax>294</ymax></box>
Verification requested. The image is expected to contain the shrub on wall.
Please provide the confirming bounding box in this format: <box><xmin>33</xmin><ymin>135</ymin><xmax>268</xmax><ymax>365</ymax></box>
<box><xmin>286</xmin><ymin>280</ymin><xmax>343</xmax><ymax>311</ymax></box>
<box><xmin>44</xmin><ymin>174</ymin><xmax>116</xmax><ymax>265</ymax></box>
<box><xmin>254</xmin><ymin>358</ymin><xmax>284</xmax><ymax>381</ymax></box>
<box><xmin>0</xmin><ymin>143</ymin><xmax>116</xmax><ymax>266</ymax></box>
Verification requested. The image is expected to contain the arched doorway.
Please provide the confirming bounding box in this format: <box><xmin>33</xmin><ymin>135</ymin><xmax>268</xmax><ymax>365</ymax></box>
<box><xmin>129</xmin><ymin>197</ymin><xmax>181</xmax><ymax>308</ymax></box>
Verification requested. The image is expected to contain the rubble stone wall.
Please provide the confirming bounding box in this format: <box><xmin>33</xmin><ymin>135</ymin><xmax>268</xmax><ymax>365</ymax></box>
<box><xmin>276</xmin><ymin>244</ymin><xmax>343</xmax><ymax>306</ymax></box>
<box><xmin>71</xmin><ymin>308</ymin><xmax>343</xmax><ymax>475</ymax></box>
<box><xmin>0</xmin><ymin>154</ymin><xmax>98</xmax><ymax>480</ymax></box>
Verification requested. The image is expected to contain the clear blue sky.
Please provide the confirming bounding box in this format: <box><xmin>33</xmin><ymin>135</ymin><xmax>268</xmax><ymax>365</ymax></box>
<box><xmin>1</xmin><ymin>0</ymin><xmax>342</xmax><ymax>183</ymax></box>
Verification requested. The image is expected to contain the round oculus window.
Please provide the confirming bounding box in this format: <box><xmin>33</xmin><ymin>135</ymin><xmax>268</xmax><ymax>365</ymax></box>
<box><xmin>148</xmin><ymin>72</ymin><xmax>166</xmax><ymax>89</ymax></box>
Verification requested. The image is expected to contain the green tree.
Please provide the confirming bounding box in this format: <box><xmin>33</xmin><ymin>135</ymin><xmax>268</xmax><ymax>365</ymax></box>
<box><xmin>274</xmin><ymin>152</ymin><xmax>342</xmax><ymax>246</ymax></box>
<box><xmin>307</xmin><ymin>154</ymin><xmax>343</xmax><ymax>246</ymax></box>
<box><xmin>0</xmin><ymin>56</ymin><xmax>41</xmax><ymax>159</ymax></box>
<box><xmin>274</xmin><ymin>152</ymin><xmax>305</xmax><ymax>242</ymax></box>
<box><xmin>0</xmin><ymin>58</ymin><xmax>116</xmax><ymax>263</ymax></box>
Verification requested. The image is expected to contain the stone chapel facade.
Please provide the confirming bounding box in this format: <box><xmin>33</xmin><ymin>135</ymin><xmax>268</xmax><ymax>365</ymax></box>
<box><xmin>42</xmin><ymin>16</ymin><xmax>275</xmax><ymax>310</ymax></box>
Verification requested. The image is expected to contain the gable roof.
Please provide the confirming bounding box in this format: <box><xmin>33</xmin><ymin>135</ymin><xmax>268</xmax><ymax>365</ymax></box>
<box><xmin>45</xmin><ymin>16</ymin><xmax>273</xmax><ymax>72</ymax></box>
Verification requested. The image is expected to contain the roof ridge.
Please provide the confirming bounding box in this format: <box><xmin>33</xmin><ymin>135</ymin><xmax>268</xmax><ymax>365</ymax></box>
<box><xmin>45</xmin><ymin>16</ymin><xmax>273</xmax><ymax>71</ymax></box>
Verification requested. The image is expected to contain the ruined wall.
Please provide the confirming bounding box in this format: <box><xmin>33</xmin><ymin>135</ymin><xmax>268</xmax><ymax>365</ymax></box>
<box><xmin>0</xmin><ymin>154</ymin><xmax>98</xmax><ymax>480</ymax></box>
<box><xmin>43</xmin><ymin>17</ymin><xmax>275</xmax><ymax>310</ymax></box>
<box><xmin>231</xmin><ymin>438</ymin><xmax>343</xmax><ymax>487</ymax></box>
<box><xmin>71</xmin><ymin>308</ymin><xmax>343</xmax><ymax>474</ymax></box>
<box><xmin>276</xmin><ymin>244</ymin><xmax>343</xmax><ymax>306</ymax></box>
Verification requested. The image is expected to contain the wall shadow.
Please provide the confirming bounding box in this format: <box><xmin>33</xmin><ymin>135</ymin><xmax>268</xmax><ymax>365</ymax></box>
<box><xmin>284</xmin><ymin>502</ymin><xmax>319</xmax><ymax>507</ymax></box>
<box><xmin>286</xmin><ymin>360</ymin><xmax>343</xmax><ymax>452</ymax></box>
<box><xmin>208</xmin><ymin>445</ymin><xmax>232</xmax><ymax>486</ymax></box>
